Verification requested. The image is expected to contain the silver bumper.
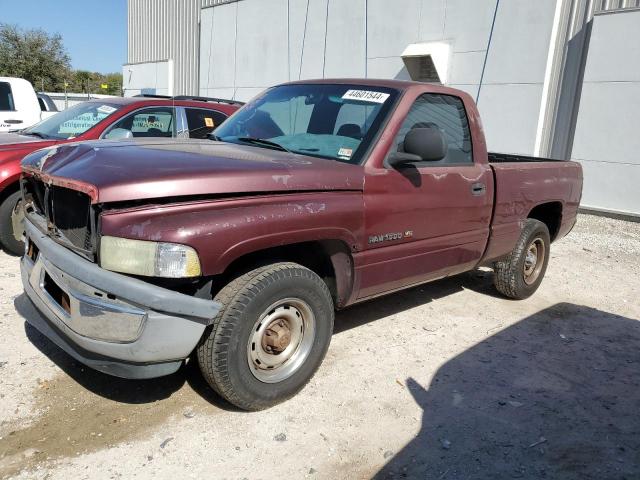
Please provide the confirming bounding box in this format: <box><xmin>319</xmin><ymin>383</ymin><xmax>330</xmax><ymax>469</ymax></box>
<box><xmin>20</xmin><ymin>220</ymin><xmax>221</xmax><ymax>379</ymax></box>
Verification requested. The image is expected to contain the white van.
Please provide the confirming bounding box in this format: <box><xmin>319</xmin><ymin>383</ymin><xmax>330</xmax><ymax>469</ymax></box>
<box><xmin>0</xmin><ymin>77</ymin><xmax>56</xmax><ymax>132</ymax></box>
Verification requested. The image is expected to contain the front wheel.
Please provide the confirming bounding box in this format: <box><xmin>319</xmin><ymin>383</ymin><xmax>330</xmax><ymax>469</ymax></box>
<box><xmin>197</xmin><ymin>262</ymin><xmax>334</xmax><ymax>411</ymax></box>
<box><xmin>493</xmin><ymin>219</ymin><xmax>551</xmax><ymax>300</ymax></box>
<box><xmin>0</xmin><ymin>190</ymin><xmax>25</xmax><ymax>256</ymax></box>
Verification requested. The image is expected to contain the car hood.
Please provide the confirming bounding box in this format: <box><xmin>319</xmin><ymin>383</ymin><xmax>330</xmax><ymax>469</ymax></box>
<box><xmin>21</xmin><ymin>138</ymin><xmax>365</xmax><ymax>204</ymax></box>
<box><xmin>0</xmin><ymin>132</ymin><xmax>52</xmax><ymax>150</ymax></box>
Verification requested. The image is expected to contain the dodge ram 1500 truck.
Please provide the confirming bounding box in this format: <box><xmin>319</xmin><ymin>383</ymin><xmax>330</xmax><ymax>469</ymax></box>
<box><xmin>19</xmin><ymin>79</ymin><xmax>582</xmax><ymax>410</ymax></box>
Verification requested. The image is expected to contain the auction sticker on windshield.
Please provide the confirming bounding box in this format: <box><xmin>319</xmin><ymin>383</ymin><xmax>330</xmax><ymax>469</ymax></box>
<box><xmin>342</xmin><ymin>90</ymin><xmax>390</xmax><ymax>104</ymax></box>
<box><xmin>97</xmin><ymin>105</ymin><xmax>117</xmax><ymax>114</ymax></box>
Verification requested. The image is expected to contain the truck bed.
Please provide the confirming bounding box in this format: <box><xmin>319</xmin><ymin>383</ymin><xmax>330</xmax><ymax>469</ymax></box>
<box><xmin>488</xmin><ymin>152</ymin><xmax>565</xmax><ymax>163</ymax></box>
<box><xmin>482</xmin><ymin>156</ymin><xmax>583</xmax><ymax>264</ymax></box>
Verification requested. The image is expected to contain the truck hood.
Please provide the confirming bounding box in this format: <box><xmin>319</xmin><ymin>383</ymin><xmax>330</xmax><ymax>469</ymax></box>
<box><xmin>21</xmin><ymin>138</ymin><xmax>365</xmax><ymax>204</ymax></box>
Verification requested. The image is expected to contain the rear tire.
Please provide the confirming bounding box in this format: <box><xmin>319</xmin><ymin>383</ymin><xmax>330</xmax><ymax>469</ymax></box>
<box><xmin>493</xmin><ymin>219</ymin><xmax>550</xmax><ymax>300</ymax></box>
<box><xmin>0</xmin><ymin>190</ymin><xmax>25</xmax><ymax>256</ymax></box>
<box><xmin>197</xmin><ymin>262</ymin><xmax>334</xmax><ymax>411</ymax></box>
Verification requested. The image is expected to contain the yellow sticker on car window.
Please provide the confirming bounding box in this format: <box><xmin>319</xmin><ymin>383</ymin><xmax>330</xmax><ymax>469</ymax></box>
<box><xmin>204</xmin><ymin>117</ymin><xmax>214</xmax><ymax>127</ymax></box>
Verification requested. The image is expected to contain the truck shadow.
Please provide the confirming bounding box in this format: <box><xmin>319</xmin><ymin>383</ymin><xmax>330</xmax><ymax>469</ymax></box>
<box><xmin>334</xmin><ymin>269</ymin><xmax>495</xmax><ymax>334</ymax></box>
<box><xmin>374</xmin><ymin>303</ymin><xmax>640</xmax><ymax>480</ymax></box>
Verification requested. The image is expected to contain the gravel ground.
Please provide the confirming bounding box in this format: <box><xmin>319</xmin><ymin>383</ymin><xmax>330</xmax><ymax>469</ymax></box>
<box><xmin>0</xmin><ymin>213</ymin><xmax>638</xmax><ymax>480</ymax></box>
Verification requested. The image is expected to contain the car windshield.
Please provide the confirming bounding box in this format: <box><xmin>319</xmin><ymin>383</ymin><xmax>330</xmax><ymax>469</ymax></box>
<box><xmin>23</xmin><ymin>102</ymin><xmax>122</xmax><ymax>139</ymax></box>
<box><xmin>214</xmin><ymin>84</ymin><xmax>399</xmax><ymax>164</ymax></box>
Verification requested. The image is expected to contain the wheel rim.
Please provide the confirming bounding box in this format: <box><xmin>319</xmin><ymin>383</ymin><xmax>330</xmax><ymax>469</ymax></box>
<box><xmin>10</xmin><ymin>198</ymin><xmax>25</xmax><ymax>244</ymax></box>
<box><xmin>523</xmin><ymin>237</ymin><xmax>545</xmax><ymax>285</ymax></box>
<box><xmin>247</xmin><ymin>298</ymin><xmax>316</xmax><ymax>383</ymax></box>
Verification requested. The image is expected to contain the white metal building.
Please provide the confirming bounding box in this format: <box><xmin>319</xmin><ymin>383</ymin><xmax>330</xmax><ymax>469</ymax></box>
<box><xmin>125</xmin><ymin>0</ymin><xmax>640</xmax><ymax>217</ymax></box>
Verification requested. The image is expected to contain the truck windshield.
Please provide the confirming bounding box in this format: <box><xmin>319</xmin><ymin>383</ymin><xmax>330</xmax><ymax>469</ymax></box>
<box><xmin>23</xmin><ymin>102</ymin><xmax>122</xmax><ymax>139</ymax></box>
<box><xmin>214</xmin><ymin>84</ymin><xmax>399</xmax><ymax>164</ymax></box>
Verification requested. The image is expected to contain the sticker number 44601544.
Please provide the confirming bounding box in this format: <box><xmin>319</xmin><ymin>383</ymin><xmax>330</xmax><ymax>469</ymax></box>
<box><xmin>342</xmin><ymin>90</ymin><xmax>390</xmax><ymax>104</ymax></box>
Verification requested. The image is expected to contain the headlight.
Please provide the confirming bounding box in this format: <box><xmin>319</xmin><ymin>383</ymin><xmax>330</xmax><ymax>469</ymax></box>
<box><xmin>100</xmin><ymin>236</ymin><xmax>201</xmax><ymax>278</ymax></box>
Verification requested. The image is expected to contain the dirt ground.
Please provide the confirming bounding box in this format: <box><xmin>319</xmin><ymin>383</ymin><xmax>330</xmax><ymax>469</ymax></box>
<box><xmin>0</xmin><ymin>213</ymin><xmax>639</xmax><ymax>480</ymax></box>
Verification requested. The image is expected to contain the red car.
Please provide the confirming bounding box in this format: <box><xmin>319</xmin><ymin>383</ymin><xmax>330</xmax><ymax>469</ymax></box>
<box><xmin>0</xmin><ymin>95</ymin><xmax>241</xmax><ymax>255</ymax></box>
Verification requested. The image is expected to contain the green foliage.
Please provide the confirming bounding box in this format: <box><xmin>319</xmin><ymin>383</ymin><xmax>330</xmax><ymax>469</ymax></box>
<box><xmin>0</xmin><ymin>23</ymin><xmax>70</xmax><ymax>90</ymax></box>
<box><xmin>67</xmin><ymin>70</ymin><xmax>123</xmax><ymax>96</ymax></box>
<box><xmin>0</xmin><ymin>23</ymin><xmax>122</xmax><ymax>95</ymax></box>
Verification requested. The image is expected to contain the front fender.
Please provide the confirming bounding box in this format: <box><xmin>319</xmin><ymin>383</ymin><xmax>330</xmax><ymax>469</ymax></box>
<box><xmin>0</xmin><ymin>167</ymin><xmax>21</xmax><ymax>195</ymax></box>
<box><xmin>99</xmin><ymin>192</ymin><xmax>364</xmax><ymax>276</ymax></box>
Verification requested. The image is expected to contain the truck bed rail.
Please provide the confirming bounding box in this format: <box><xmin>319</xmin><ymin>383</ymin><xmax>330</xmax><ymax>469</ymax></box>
<box><xmin>488</xmin><ymin>152</ymin><xmax>565</xmax><ymax>163</ymax></box>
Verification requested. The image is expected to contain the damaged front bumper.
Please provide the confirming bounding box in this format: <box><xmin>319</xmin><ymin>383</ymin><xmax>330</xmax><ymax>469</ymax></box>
<box><xmin>20</xmin><ymin>219</ymin><xmax>220</xmax><ymax>379</ymax></box>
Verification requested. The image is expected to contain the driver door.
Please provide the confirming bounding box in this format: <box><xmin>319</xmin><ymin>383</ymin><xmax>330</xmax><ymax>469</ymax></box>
<box><xmin>358</xmin><ymin>93</ymin><xmax>493</xmax><ymax>299</ymax></box>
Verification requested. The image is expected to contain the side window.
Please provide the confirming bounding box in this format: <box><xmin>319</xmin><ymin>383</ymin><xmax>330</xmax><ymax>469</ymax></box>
<box><xmin>106</xmin><ymin>107</ymin><xmax>175</xmax><ymax>138</ymax></box>
<box><xmin>0</xmin><ymin>82</ymin><xmax>15</xmax><ymax>111</ymax></box>
<box><xmin>185</xmin><ymin>108</ymin><xmax>228</xmax><ymax>139</ymax></box>
<box><xmin>393</xmin><ymin>94</ymin><xmax>473</xmax><ymax>165</ymax></box>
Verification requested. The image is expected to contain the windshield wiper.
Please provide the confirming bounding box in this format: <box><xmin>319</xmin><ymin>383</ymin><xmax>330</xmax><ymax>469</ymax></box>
<box><xmin>237</xmin><ymin>137</ymin><xmax>291</xmax><ymax>153</ymax></box>
<box><xmin>22</xmin><ymin>131</ymin><xmax>48</xmax><ymax>139</ymax></box>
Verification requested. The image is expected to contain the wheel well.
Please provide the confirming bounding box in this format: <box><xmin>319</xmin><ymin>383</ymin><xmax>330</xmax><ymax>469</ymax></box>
<box><xmin>0</xmin><ymin>181</ymin><xmax>20</xmax><ymax>205</ymax></box>
<box><xmin>528</xmin><ymin>202</ymin><xmax>562</xmax><ymax>241</ymax></box>
<box><xmin>213</xmin><ymin>240</ymin><xmax>352</xmax><ymax>306</ymax></box>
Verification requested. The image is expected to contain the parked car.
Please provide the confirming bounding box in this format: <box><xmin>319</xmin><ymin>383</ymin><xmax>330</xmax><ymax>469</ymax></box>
<box><xmin>37</xmin><ymin>93</ymin><xmax>59</xmax><ymax>114</ymax></box>
<box><xmin>0</xmin><ymin>77</ymin><xmax>58</xmax><ymax>133</ymax></box>
<box><xmin>0</xmin><ymin>95</ymin><xmax>242</xmax><ymax>255</ymax></box>
<box><xmin>19</xmin><ymin>79</ymin><xmax>582</xmax><ymax>410</ymax></box>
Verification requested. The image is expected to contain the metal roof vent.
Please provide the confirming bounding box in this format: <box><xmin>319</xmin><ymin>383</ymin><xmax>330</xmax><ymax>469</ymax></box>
<box><xmin>401</xmin><ymin>42</ymin><xmax>451</xmax><ymax>84</ymax></box>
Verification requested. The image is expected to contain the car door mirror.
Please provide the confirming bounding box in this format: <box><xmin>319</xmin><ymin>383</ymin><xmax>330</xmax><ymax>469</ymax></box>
<box><xmin>401</xmin><ymin>127</ymin><xmax>448</xmax><ymax>163</ymax></box>
<box><xmin>104</xmin><ymin>128</ymin><xmax>133</xmax><ymax>140</ymax></box>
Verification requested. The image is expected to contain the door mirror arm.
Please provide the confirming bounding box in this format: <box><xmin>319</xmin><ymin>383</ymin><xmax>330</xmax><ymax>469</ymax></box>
<box><xmin>387</xmin><ymin>152</ymin><xmax>422</xmax><ymax>168</ymax></box>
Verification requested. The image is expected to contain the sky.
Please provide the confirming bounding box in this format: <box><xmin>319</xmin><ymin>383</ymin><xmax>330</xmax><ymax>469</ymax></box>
<box><xmin>1</xmin><ymin>0</ymin><xmax>127</xmax><ymax>73</ymax></box>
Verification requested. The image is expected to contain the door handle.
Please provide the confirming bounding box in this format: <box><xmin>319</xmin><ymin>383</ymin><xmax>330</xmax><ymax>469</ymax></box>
<box><xmin>4</xmin><ymin>119</ymin><xmax>23</xmax><ymax>124</ymax></box>
<box><xmin>471</xmin><ymin>183</ymin><xmax>486</xmax><ymax>196</ymax></box>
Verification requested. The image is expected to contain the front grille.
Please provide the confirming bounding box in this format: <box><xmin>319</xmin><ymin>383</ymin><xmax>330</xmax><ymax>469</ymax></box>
<box><xmin>51</xmin><ymin>187</ymin><xmax>93</xmax><ymax>250</ymax></box>
<box><xmin>22</xmin><ymin>177</ymin><xmax>95</xmax><ymax>257</ymax></box>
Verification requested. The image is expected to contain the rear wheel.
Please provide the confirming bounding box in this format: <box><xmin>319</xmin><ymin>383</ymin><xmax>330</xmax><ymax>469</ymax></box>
<box><xmin>493</xmin><ymin>219</ymin><xmax>550</xmax><ymax>300</ymax></box>
<box><xmin>0</xmin><ymin>190</ymin><xmax>25</xmax><ymax>256</ymax></box>
<box><xmin>197</xmin><ymin>262</ymin><xmax>334</xmax><ymax>411</ymax></box>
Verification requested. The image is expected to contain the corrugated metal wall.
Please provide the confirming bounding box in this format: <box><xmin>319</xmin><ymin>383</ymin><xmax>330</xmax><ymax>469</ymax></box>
<box><xmin>595</xmin><ymin>0</ymin><xmax>640</xmax><ymax>12</ymax></box>
<box><xmin>201</xmin><ymin>0</ymin><xmax>239</xmax><ymax>7</ymax></box>
<box><xmin>127</xmin><ymin>0</ymin><xmax>201</xmax><ymax>95</ymax></box>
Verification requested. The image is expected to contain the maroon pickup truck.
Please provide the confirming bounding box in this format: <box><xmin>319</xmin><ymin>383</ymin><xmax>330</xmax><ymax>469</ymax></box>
<box><xmin>19</xmin><ymin>79</ymin><xmax>582</xmax><ymax>410</ymax></box>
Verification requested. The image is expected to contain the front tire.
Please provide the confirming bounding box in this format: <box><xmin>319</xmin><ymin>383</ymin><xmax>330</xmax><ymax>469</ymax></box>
<box><xmin>0</xmin><ymin>190</ymin><xmax>25</xmax><ymax>256</ymax></box>
<box><xmin>493</xmin><ymin>219</ymin><xmax>550</xmax><ymax>300</ymax></box>
<box><xmin>197</xmin><ymin>262</ymin><xmax>334</xmax><ymax>411</ymax></box>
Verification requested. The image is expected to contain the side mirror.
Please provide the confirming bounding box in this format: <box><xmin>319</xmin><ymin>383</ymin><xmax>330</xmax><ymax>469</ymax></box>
<box><xmin>387</xmin><ymin>151</ymin><xmax>422</xmax><ymax>168</ymax></box>
<box><xmin>104</xmin><ymin>128</ymin><xmax>133</xmax><ymax>140</ymax></box>
<box><xmin>389</xmin><ymin>128</ymin><xmax>448</xmax><ymax>168</ymax></box>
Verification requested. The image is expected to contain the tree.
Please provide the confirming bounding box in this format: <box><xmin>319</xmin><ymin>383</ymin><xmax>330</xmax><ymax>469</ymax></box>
<box><xmin>0</xmin><ymin>23</ymin><xmax>71</xmax><ymax>91</ymax></box>
<box><xmin>100</xmin><ymin>72</ymin><xmax>123</xmax><ymax>96</ymax></box>
<box><xmin>72</xmin><ymin>70</ymin><xmax>92</xmax><ymax>93</ymax></box>
<box><xmin>66</xmin><ymin>70</ymin><xmax>123</xmax><ymax>96</ymax></box>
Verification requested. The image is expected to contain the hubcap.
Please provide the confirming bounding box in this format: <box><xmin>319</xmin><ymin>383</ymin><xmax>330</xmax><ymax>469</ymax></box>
<box><xmin>10</xmin><ymin>199</ymin><xmax>25</xmax><ymax>244</ymax></box>
<box><xmin>247</xmin><ymin>298</ymin><xmax>316</xmax><ymax>383</ymax></box>
<box><xmin>523</xmin><ymin>238</ymin><xmax>545</xmax><ymax>285</ymax></box>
